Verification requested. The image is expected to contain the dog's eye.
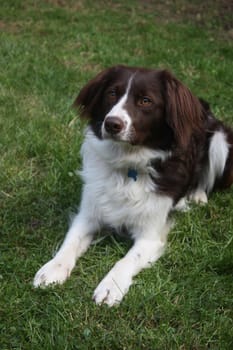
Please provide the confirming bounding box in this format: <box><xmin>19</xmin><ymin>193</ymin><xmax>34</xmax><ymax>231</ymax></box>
<box><xmin>107</xmin><ymin>89</ymin><xmax>117</xmax><ymax>100</ymax></box>
<box><xmin>137</xmin><ymin>96</ymin><xmax>153</xmax><ymax>107</ymax></box>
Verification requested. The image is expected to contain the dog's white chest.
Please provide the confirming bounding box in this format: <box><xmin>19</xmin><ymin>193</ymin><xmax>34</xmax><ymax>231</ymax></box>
<box><xmin>79</xmin><ymin>132</ymin><xmax>172</xmax><ymax>229</ymax></box>
<box><xmin>85</xmin><ymin>165</ymin><xmax>155</xmax><ymax>226</ymax></box>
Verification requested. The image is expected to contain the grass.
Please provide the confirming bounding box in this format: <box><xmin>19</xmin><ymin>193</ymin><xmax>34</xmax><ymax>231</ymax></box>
<box><xmin>0</xmin><ymin>0</ymin><xmax>233</xmax><ymax>349</ymax></box>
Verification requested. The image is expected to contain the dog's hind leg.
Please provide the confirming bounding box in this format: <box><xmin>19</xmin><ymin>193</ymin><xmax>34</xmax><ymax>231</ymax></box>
<box><xmin>188</xmin><ymin>189</ymin><xmax>208</xmax><ymax>205</ymax></box>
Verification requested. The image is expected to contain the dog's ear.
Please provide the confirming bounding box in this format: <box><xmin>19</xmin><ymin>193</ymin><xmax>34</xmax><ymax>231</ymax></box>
<box><xmin>161</xmin><ymin>70</ymin><xmax>204</xmax><ymax>148</ymax></box>
<box><xmin>73</xmin><ymin>67</ymin><xmax>117</xmax><ymax>119</ymax></box>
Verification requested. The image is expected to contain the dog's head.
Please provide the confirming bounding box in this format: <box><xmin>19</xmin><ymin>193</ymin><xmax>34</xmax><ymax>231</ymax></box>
<box><xmin>74</xmin><ymin>65</ymin><xmax>204</xmax><ymax>150</ymax></box>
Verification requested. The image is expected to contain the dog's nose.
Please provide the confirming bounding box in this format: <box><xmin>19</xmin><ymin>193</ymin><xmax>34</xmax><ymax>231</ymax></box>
<box><xmin>104</xmin><ymin>117</ymin><xmax>124</xmax><ymax>135</ymax></box>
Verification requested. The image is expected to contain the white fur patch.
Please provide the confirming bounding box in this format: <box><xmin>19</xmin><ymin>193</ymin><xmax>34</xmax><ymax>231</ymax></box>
<box><xmin>34</xmin><ymin>130</ymin><xmax>173</xmax><ymax>305</ymax></box>
<box><xmin>102</xmin><ymin>76</ymin><xmax>133</xmax><ymax>141</ymax></box>
<box><xmin>206</xmin><ymin>130</ymin><xmax>229</xmax><ymax>193</ymax></box>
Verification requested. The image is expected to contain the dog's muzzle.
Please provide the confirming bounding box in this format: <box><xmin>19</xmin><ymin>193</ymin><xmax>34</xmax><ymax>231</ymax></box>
<box><xmin>104</xmin><ymin>116</ymin><xmax>125</xmax><ymax>135</ymax></box>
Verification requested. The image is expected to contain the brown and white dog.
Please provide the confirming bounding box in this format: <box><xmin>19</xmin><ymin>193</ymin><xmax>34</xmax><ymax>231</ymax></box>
<box><xmin>34</xmin><ymin>65</ymin><xmax>233</xmax><ymax>306</ymax></box>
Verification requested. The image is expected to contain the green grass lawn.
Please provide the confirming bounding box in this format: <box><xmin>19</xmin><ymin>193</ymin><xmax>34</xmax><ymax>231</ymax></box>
<box><xmin>0</xmin><ymin>1</ymin><xmax>233</xmax><ymax>349</ymax></box>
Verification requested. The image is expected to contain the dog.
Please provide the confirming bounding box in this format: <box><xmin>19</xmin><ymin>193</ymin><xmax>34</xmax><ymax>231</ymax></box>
<box><xmin>34</xmin><ymin>65</ymin><xmax>233</xmax><ymax>306</ymax></box>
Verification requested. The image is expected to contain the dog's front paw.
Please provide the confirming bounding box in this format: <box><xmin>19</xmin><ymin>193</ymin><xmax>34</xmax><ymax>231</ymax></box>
<box><xmin>93</xmin><ymin>274</ymin><xmax>131</xmax><ymax>307</ymax></box>
<box><xmin>33</xmin><ymin>258</ymin><xmax>74</xmax><ymax>287</ymax></box>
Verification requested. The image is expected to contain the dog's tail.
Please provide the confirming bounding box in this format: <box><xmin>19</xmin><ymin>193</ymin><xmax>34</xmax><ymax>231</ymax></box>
<box><xmin>217</xmin><ymin>127</ymin><xmax>233</xmax><ymax>190</ymax></box>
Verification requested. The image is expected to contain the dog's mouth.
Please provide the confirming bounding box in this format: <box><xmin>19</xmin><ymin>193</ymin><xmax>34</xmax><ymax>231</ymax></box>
<box><xmin>102</xmin><ymin>126</ymin><xmax>137</xmax><ymax>145</ymax></box>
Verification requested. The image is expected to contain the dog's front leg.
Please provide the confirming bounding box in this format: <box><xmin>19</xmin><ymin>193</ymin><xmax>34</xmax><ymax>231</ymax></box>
<box><xmin>93</xmin><ymin>223</ymin><xmax>170</xmax><ymax>306</ymax></box>
<box><xmin>33</xmin><ymin>211</ymin><xmax>98</xmax><ymax>287</ymax></box>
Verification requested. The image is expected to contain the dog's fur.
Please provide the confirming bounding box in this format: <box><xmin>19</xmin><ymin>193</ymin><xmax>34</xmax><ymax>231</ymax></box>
<box><xmin>34</xmin><ymin>65</ymin><xmax>233</xmax><ymax>306</ymax></box>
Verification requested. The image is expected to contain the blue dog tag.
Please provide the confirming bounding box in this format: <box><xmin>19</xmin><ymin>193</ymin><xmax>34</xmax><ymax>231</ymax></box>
<box><xmin>127</xmin><ymin>168</ymin><xmax>138</xmax><ymax>181</ymax></box>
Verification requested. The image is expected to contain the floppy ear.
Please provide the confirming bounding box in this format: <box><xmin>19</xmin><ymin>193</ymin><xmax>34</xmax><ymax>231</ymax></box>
<box><xmin>73</xmin><ymin>66</ymin><xmax>117</xmax><ymax>119</ymax></box>
<box><xmin>161</xmin><ymin>70</ymin><xmax>204</xmax><ymax>148</ymax></box>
